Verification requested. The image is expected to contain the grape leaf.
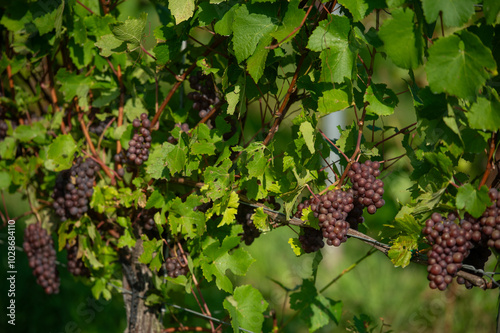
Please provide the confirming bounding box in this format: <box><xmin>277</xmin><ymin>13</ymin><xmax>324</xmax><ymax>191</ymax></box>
<box><xmin>318</xmin><ymin>88</ymin><xmax>351</xmax><ymax>114</ymax></box>
<box><xmin>232</xmin><ymin>4</ymin><xmax>276</xmax><ymax>63</ymax></box>
<box><xmin>388</xmin><ymin>235</ymin><xmax>418</xmax><ymax>268</ymax></box>
<box><xmin>378</xmin><ymin>8</ymin><xmax>422</xmax><ymax>69</ymax></box>
<box><xmin>165</xmin><ymin>144</ymin><xmax>187</xmax><ymax>175</ymax></box>
<box><xmin>300</xmin><ymin>121</ymin><xmax>315</xmax><ymax>154</ymax></box>
<box><xmin>252</xmin><ymin>207</ymin><xmax>269</xmax><ymax>232</ymax></box>
<box><xmin>44</xmin><ymin>134</ymin><xmax>78</xmax><ymax>171</ymax></box>
<box><xmin>425</xmin><ymin>32</ymin><xmax>496</xmax><ymax>100</ymax></box>
<box><xmin>145</xmin><ymin>143</ymin><xmax>174</xmax><ymax>179</ymax></box>
<box><xmin>223</xmin><ymin>285</ymin><xmax>268</xmax><ymax>333</ymax></box>
<box><xmin>364</xmin><ymin>84</ymin><xmax>398</xmax><ymax>116</ymax></box>
<box><xmin>201</xmin><ymin>236</ymin><xmax>255</xmax><ymax>293</ymax></box>
<box><xmin>289</xmin><ymin>237</ymin><xmax>305</xmax><ymax>256</ymax></box>
<box><xmin>307</xmin><ymin>17</ymin><xmax>356</xmax><ymax>83</ymax></box>
<box><xmin>218</xmin><ymin>191</ymin><xmax>239</xmax><ymax>227</ymax></box>
<box><xmin>55</xmin><ymin>69</ymin><xmax>93</xmax><ymax>103</ymax></box>
<box><xmin>168</xmin><ymin>195</ymin><xmax>206</xmax><ymax>238</ymax></box>
<box><xmin>110</xmin><ymin>13</ymin><xmax>147</xmax><ymax>52</ymax></box>
<box><xmin>290</xmin><ymin>279</ymin><xmax>342</xmax><ymax>331</ymax></box>
<box><xmin>421</xmin><ymin>0</ymin><xmax>475</xmax><ymax>27</ymax></box>
<box><xmin>247</xmin><ymin>34</ymin><xmax>273</xmax><ymax>82</ymax></box>
<box><xmin>337</xmin><ymin>0</ymin><xmax>369</xmax><ymax>21</ymax></box>
<box><xmin>270</xmin><ymin>0</ymin><xmax>305</xmax><ymax>43</ymax></box>
<box><xmin>466</xmin><ymin>93</ymin><xmax>500</xmax><ymax>132</ymax></box>
<box><xmin>484</xmin><ymin>0</ymin><xmax>500</xmax><ymax>25</ymax></box>
<box><xmin>456</xmin><ymin>184</ymin><xmax>491</xmax><ymax>218</ymax></box>
<box><xmin>168</xmin><ymin>0</ymin><xmax>195</xmax><ymax>24</ymax></box>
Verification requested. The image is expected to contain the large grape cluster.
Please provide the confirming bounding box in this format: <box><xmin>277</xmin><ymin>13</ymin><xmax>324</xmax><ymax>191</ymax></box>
<box><xmin>187</xmin><ymin>71</ymin><xmax>219</xmax><ymax>120</ymax></box>
<box><xmin>165</xmin><ymin>248</ymin><xmax>189</xmax><ymax>278</ymax></box>
<box><xmin>52</xmin><ymin>157</ymin><xmax>100</xmax><ymax>221</ymax></box>
<box><xmin>348</xmin><ymin>161</ymin><xmax>385</xmax><ymax>214</ymax></box>
<box><xmin>296</xmin><ymin>190</ymin><xmax>354</xmax><ymax>247</ymax></box>
<box><xmin>422</xmin><ymin>213</ymin><xmax>472</xmax><ymax>290</ymax></box>
<box><xmin>236</xmin><ymin>204</ymin><xmax>260</xmax><ymax>246</ymax></box>
<box><xmin>23</xmin><ymin>224</ymin><xmax>60</xmax><ymax>294</ymax></box>
<box><xmin>66</xmin><ymin>241</ymin><xmax>90</xmax><ymax>277</ymax></box>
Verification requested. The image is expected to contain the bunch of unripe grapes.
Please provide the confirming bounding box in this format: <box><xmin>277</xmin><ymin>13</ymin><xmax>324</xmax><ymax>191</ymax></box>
<box><xmin>187</xmin><ymin>71</ymin><xmax>219</xmax><ymax>120</ymax></box>
<box><xmin>296</xmin><ymin>190</ymin><xmax>354</xmax><ymax>248</ymax></box>
<box><xmin>165</xmin><ymin>248</ymin><xmax>189</xmax><ymax>278</ymax></box>
<box><xmin>348</xmin><ymin>160</ymin><xmax>385</xmax><ymax>214</ymax></box>
<box><xmin>236</xmin><ymin>204</ymin><xmax>261</xmax><ymax>246</ymax></box>
<box><xmin>52</xmin><ymin>157</ymin><xmax>100</xmax><ymax>221</ymax></box>
<box><xmin>422</xmin><ymin>212</ymin><xmax>473</xmax><ymax>290</ymax></box>
<box><xmin>66</xmin><ymin>241</ymin><xmax>90</xmax><ymax>277</ymax></box>
<box><xmin>23</xmin><ymin>224</ymin><xmax>60</xmax><ymax>294</ymax></box>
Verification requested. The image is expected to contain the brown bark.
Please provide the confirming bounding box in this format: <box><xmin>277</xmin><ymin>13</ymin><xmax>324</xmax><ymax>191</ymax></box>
<box><xmin>122</xmin><ymin>239</ymin><xmax>162</xmax><ymax>333</ymax></box>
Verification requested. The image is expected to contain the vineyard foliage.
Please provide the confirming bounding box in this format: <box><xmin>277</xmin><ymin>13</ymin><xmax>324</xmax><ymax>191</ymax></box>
<box><xmin>0</xmin><ymin>0</ymin><xmax>500</xmax><ymax>332</ymax></box>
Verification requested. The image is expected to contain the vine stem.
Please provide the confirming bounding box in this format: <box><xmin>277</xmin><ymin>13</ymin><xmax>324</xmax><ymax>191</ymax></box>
<box><xmin>266</xmin><ymin>3</ymin><xmax>315</xmax><ymax>49</ymax></box>
<box><xmin>374</xmin><ymin>122</ymin><xmax>417</xmax><ymax>147</ymax></box>
<box><xmin>150</xmin><ymin>37</ymin><xmax>226</xmax><ymax>130</ymax></box>
<box><xmin>479</xmin><ymin>132</ymin><xmax>497</xmax><ymax>188</ymax></box>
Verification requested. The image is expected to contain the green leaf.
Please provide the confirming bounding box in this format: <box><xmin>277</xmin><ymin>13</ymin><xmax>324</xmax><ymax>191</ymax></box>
<box><xmin>378</xmin><ymin>8</ymin><xmax>422</xmax><ymax>69</ymax></box>
<box><xmin>95</xmin><ymin>34</ymin><xmax>128</xmax><ymax>57</ymax></box>
<box><xmin>337</xmin><ymin>0</ymin><xmax>369</xmax><ymax>21</ymax></box>
<box><xmin>466</xmin><ymin>93</ymin><xmax>500</xmax><ymax>131</ymax></box>
<box><xmin>55</xmin><ymin>69</ymin><xmax>93</xmax><ymax>104</ymax></box>
<box><xmin>318</xmin><ymin>88</ymin><xmax>351</xmax><ymax>114</ymax></box>
<box><xmin>110</xmin><ymin>13</ymin><xmax>147</xmax><ymax>52</ymax></box>
<box><xmin>169</xmin><ymin>195</ymin><xmax>206</xmax><ymax>238</ymax></box>
<box><xmin>146</xmin><ymin>143</ymin><xmax>174</xmax><ymax>179</ymax></box>
<box><xmin>270</xmin><ymin>0</ymin><xmax>305</xmax><ymax>43</ymax></box>
<box><xmin>214</xmin><ymin>4</ymin><xmax>240</xmax><ymax>36</ymax></box>
<box><xmin>422</xmin><ymin>0</ymin><xmax>475</xmax><ymax>27</ymax></box>
<box><xmin>425</xmin><ymin>32</ymin><xmax>497</xmax><ymax>100</ymax></box>
<box><xmin>145</xmin><ymin>191</ymin><xmax>165</xmax><ymax>209</ymax></box>
<box><xmin>168</xmin><ymin>0</ymin><xmax>195</xmax><ymax>24</ymax></box>
<box><xmin>44</xmin><ymin>134</ymin><xmax>78</xmax><ymax>171</ymax></box>
<box><xmin>223</xmin><ymin>285</ymin><xmax>268</xmax><ymax>333</ymax></box>
<box><xmin>13</xmin><ymin>123</ymin><xmax>46</xmax><ymax>143</ymax></box>
<box><xmin>0</xmin><ymin>171</ymin><xmax>11</xmax><ymax>190</ymax></box>
<box><xmin>364</xmin><ymin>84</ymin><xmax>398</xmax><ymax>116</ymax></box>
<box><xmin>225</xmin><ymin>84</ymin><xmax>241</xmax><ymax>115</ymax></box>
<box><xmin>165</xmin><ymin>144</ymin><xmax>187</xmax><ymax>175</ymax></box>
<box><xmin>290</xmin><ymin>279</ymin><xmax>342</xmax><ymax>331</ymax></box>
<box><xmin>138</xmin><ymin>236</ymin><xmax>163</xmax><ymax>269</ymax></box>
<box><xmin>201</xmin><ymin>236</ymin><xmax>255</xmax><ymax>293</ymax></box>
<box><xmin>247</xmin><ymin>34</ymin><xmax>273</xmax><ymax>82</ymax></box>
<box><xmin>456</xmin><ymin>184</ymin><xmax>491</xmax><ymax>218</ymax></box>
<box><xmin>232</xmin><ymin>4</ymin><xmax>276</xmax><ymax>63</ymax></box>
<box><xmin>484</xmin><ymin>0</ymin><xmax>500</xmax><ymax>25</ymax></box>
<box><xmin>252</xmin><ymin>207</ymin><xmax>269</xmax><ymax>232</ymax></box>
<box><xmin>299</xmin><ymin>121</ymin><xmax>315</xmax><ymax>154</ymax></box>
<box><xmin>307</xmin><ymin>17</ymin><xmax>356</xmax><ymax>83</ymax></box>
<box><xmin>388</xmin><ymin>236</ymin><xmax>418</xmax><ymax>268</ymax></box>
<box><xmin>218</xmin><ymin>191</ymin><xmax>240</xmax><ymax>227</ymax></box>
<box><xmin>289</xmin><ymin>237</ymin><xmax>305</xmax><ymax>256</ymax></box>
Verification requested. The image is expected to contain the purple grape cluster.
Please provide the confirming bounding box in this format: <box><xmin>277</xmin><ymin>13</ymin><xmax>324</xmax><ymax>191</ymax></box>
<box><xmin>89</xmin><ymin>117</ymin><xmax>112</xmax><ymax>137</ymax></box>
<box><xmin>187</xmin><ymin>71</ymin><xmax>219</xmax><ymax>119</ymax></box>
<box><xmin>66</xmin><ymin>241</ymin><xmax>90</xmax><ymax>277</ymax></box>
<box><xmin>347</xmin><ymin>161</ymin><xmax>385</xmax><ymax>214</ymax></box>
<box><xmin>296</xmin><ymin>190</ymin><xmax>354</xmax><ymax>247</ymax></box>
<box><xmin>298</xmin><ymin>227</ymin><xmax>324</xmax><ymax>253</ymax></box>
<box><xmin>165</xmin><ymin>249</ymin><xmax>189</xmax><ymax>278</ymax></box>
<box><xmin>422</xmin><ymin>212</ymin><xmax>473</xmax><ymax>290</ymax></box>
<box><xmin>140</xmin><ymin>209</ymin><xmax>156</xmax><ymax>231</ymax></box>
<box><xmin>114</xmin><ymin>113</ymin><xmax>152</xmax><ymax>168</ymax></box>
<box><xmin>346</xmin><ymin>197</ymin><xmax>364</xmax><ymax>230</ymax></box>
<box><xmin>52</xmin><ymin>157</ymin><xmax>100</xmax><ymax>221</ymax></box>
<box><xmin>23</xmin><ymin>224</ymin><xmax>60</xmax><ymax>294</ymax></box>
<box><xmin>457</xmin><ymin>246</ymin><xmax>491</xmax><ymax>289</ymax></box>
<box><xmin>476</xmin><ymin>188</ymin><xmax>500</xmax><ymax>250</ymax></box>
<box><xmin>236</xmin><ymin>204</ymin><xmax>260</xmax><ymax>246</ymax></box>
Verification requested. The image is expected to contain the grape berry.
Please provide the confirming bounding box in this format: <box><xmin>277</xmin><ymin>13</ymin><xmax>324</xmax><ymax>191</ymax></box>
<box><xmin>165</xmin><ymin>249</ymin><xmax>189</xmax><ymax>278</ymax></box>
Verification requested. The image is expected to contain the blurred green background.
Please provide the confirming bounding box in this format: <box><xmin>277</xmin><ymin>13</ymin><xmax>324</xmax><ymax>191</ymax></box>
<box><xmin>1</xmin><ymin>1</ymin><xmax>498</xmax><ymax>332</ymax></box>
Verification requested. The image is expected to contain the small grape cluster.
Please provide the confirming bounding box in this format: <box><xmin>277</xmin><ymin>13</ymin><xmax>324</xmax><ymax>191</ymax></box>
<box><xmin>346</xmin><ymin>199</ymin><xmax>364</xmax><ymax>231</ymax></box>
<box><xmin>422</xmin><ymin>213</ymin><xmax>472</xmax><ymax>290</ymax></box>
<box><xmin>52</xmin><ymin>157</ymin><xmax>100</xmax><ymax>221</ymax></box>
<box><xmin>114</xmin><ymin>113</ymin><xmax>152</xmax><ymax>169</ymax></box>
<box><xmin>23</xmin><ymin>224</ymin><xmax>60</xmax><ymax>294</ymax></box>
<box><xmin>167</xmin><ymin>123</ymin><xmax>190</xmax><ymax>145</ymax></box>
<box><xmin>89</xmin><ymin>117</ymin><xmax>112</xmax><ymax>137</ymax></box>
<box><xmin>296</xmin><ymin>190</ymin><xmax>354</xmax><ymax>247</ymax></box>
<box><xmin>187</xmin><ymin>71</ymin><xmax>219</xmax><ymax>119</ymax></box>
<box><xmin>348</xmin><ymin>161</ymin><xmax>385</xmax><ymax>214</ymax></box>
<box><xmin>140</xmin><ymin>209</ymin><xmax>156</xmax><ymax>231</ymax></box>
<box><xmin>476</xmin><ymin>188</ymin><xmax>500</xmax><ymax>250</ymax></box>
<box><xmin>236</xmin><ymin>204</ymin><xmax>261</xmax><ymax>246</ymax></box>
<box><xmin>66</xmin><ymin>241</ymin><xmax>90</xmax><ymax>277</ymax></box>
<box><xmin>165</xmin><ymin>249</ymin><xmax>189</xmax><ymax>278</ymax></box>
<box><xmin>298</xmin><ymin>227</ymin><xmax>324</xmax><ymax>253</ymax></box>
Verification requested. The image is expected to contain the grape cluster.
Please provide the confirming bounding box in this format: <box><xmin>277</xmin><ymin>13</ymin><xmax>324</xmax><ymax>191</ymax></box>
<box><xmin>165</xmin><ymin>249</ymin><xmax>189</xmax><ymax>278</ymax></box>
<box><xmin>114</xmin><ymin>113</ymin><xmax>152</xmax><ymax>168</ymax></box>
<box><xmin>167</xmin><ymin>123</ymin><xmax>189</xmax><ymax>145</ymax></box>
<box><xmin>422</xmin><ymin>213</ymin><xmax>472</xmax><ymax>290</ymax></box>
<box><xmin>346</xmin><ymin>199</ymin><xmax>364</xmax><ymax>231</ymax></box>
<box><xmin>296</xmin><ymin>190</ymin><xmax>354</xmax><ymax>247</ymax></box>
<box><xmin>89</xmin><ymin>117</ymin><xmax>112</xmax><ymax>137</ymax></box>
<box><xmin>236</xmin><ymin>204</ymin><xmax>261</xmax><ymax>246</ymax></box>
<box><xmin>298</xmin><ymin>227</ymin><xmax>324</xmax><ymax>253</ymax></box>
<box><xmin>187</xmin><ymin>71</ymin><xmax>219</xmax><ymax>119</ymax></box>
<box><xmin>476</xmin><ymin>188</ymin><xmax>500</xmax><ymax>250</ymax></box>
<box><xmin>347</xmin><ymin>161</ymin><xmax>385</xmax><ymax>214</ymax></box>
<box><xmin>66</xmin><ymin>241</ymin><xmax>90</xmax><ymax>277</ymax></box>
<box><xmin>23</xmin><ymin>224</ymin><xmax>60</xmax><ymax>294</ymax></box>
<box><xmin>140</xmin><ymin>209</ymin><xmax>156</xmax><ymax>231</ymax></box>
<box><xmin>52</xmin><ymin>157</ymin><xmax>100</xmax><ymax>221</ymax></box>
